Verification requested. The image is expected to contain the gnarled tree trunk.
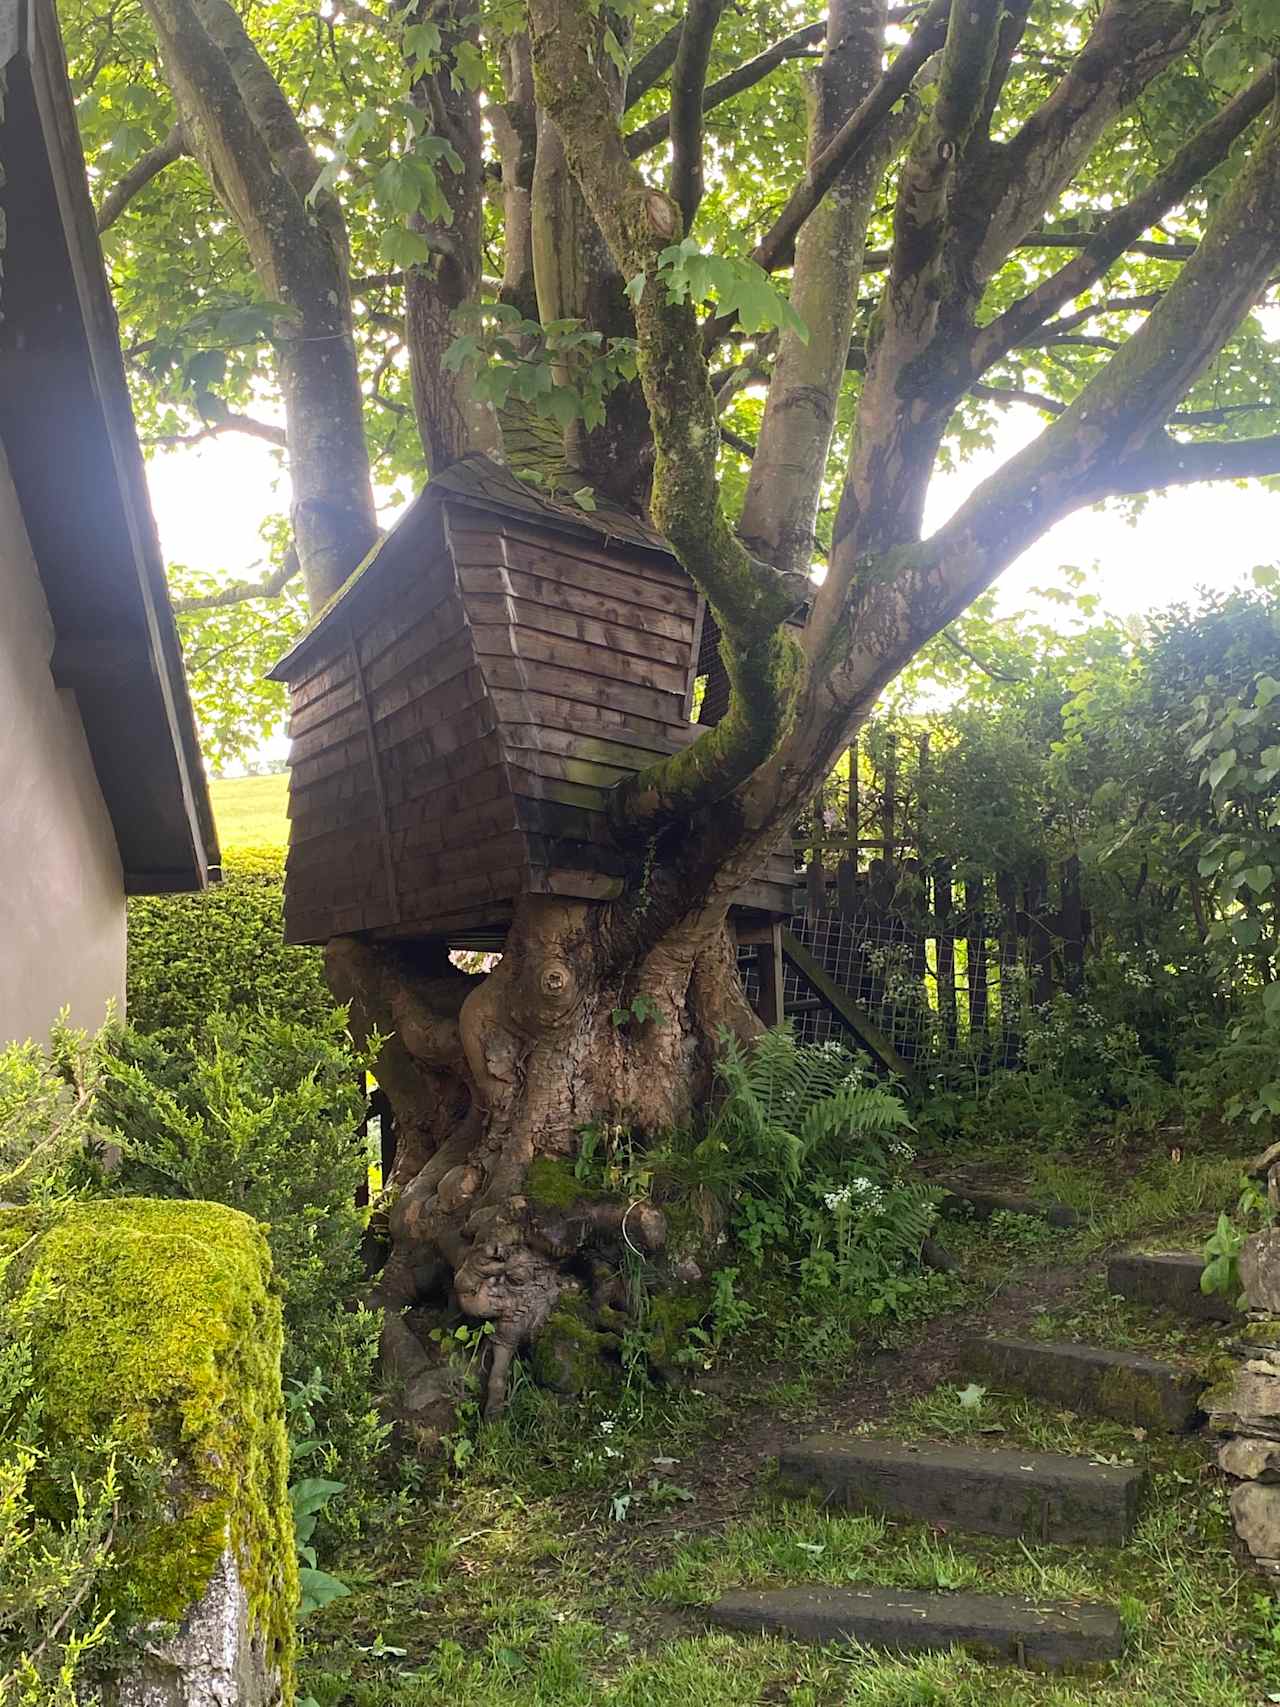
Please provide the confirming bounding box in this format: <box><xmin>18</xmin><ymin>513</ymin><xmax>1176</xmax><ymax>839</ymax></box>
<box><xmin>328</xmin><ymin>896</ymin><xmax>756</xmax><ymax>1417</ymax></box>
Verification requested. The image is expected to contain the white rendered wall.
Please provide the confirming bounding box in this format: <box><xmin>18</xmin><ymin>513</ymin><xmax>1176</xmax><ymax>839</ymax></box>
<box><xmin>0</xmin><ymin>443</ymin><xmax>126</xmax><ymax>1045</ymax></box>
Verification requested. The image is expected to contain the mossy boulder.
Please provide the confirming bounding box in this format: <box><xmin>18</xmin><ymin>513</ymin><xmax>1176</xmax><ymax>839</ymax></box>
<box><xmin>0</xmin><ymin>1197</ymin><xmax>297</xmax><ymax>1702</ymax></box>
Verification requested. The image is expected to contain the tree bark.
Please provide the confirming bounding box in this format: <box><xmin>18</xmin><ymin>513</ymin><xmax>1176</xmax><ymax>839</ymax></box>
<box><xmin>328</xmin><ymin>897</ymin><xmax>757</xmax><ymax>1417</ymax></box>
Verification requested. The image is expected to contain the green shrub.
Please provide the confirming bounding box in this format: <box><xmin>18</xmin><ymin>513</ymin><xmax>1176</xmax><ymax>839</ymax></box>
<box><xmin>126</xmin><ymin>847</ymin><xmax>330</xmax><ymax>1036</ymax></box>
<box><xmin>98</xmin><ymin>1010</ymin><xmax>388</xmax><ymax>1543</ymax></box>
<box><xmin>0</xmin><ymin>1019</ymin><xmax>108</xmax><ymax>1206</ymax></box>
<box><xmin>700</xmin><ymin>1030</ymin><xmax>939</xmax><ymax>1330</ymax></box>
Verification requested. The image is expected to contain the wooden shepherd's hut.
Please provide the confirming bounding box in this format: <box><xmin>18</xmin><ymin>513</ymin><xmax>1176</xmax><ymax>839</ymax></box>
<box><xmin>268</xmin><ymin>458</ymin><xmax>796</xmax><ymax>949</ymax></box>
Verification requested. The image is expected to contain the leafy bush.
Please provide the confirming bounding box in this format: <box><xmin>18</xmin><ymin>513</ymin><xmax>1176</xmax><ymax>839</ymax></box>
<box><xmin>98</xmin><ymin>1009</ymin><xmax>387</xmax><ymax>1543</ymax></box>
<box><xmin>0</xmin><ymin>1020</ymin><xmax>108</xmax><ymax>1205</ymax></box>
<box><xmin>127</xmin><ymin>847</ymin><xmax>330</xmax><ymax>1037</ymax></box>
<box><xmin>701</xmin><ymin>1030</ymin><xmax>939</xmax><ymax>1324</ymax></box>
<box><xmin>0</xmin><ymin>1028</ymin><xmax>118</xmax><ymax>1704</ymax></box>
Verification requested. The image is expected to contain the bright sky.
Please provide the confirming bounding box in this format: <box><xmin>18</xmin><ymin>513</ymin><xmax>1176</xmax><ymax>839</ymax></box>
<box><xmin>147</xmin><ymin>413</ymin><xmax>1277</xmax><ymax>637</ymax></box>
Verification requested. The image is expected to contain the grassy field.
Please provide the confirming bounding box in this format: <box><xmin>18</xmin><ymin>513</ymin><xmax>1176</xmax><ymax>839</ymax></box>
<box><xmin>210</xmin><ymin>773</ymin><xmax>289</xmax><ymax>851</ymax></box>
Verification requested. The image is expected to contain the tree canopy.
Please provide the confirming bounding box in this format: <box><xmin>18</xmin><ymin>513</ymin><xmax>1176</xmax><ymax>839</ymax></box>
<box><xmin>67</xmin><ymin>0</ymin><xmax>1280</xmax><ymax>779</ymax></box>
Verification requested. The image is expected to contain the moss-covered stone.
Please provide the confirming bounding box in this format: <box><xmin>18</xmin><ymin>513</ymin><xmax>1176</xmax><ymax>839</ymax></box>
<box><xmin>0</xmin><ymin>1197</ymin><xmax>296</xmax><ymax>1698</ymax></box>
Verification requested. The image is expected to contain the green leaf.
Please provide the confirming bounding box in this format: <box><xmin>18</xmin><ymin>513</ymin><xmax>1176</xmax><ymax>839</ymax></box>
<box><xmin>297</xmin><ymin>1566</ymin><xmax>351</xmax><ymax>1618</ymax></box>
<box><xmin>381</xmin><ymin>226</ymin><xmax>433</xmax><ymax>269</ymax></box>
<box><xmin>624</xmin><ymin>271</ymin><xmax>647</xmax><ymax>306</ymax></box>
<box><xmin>1244</xmin><ymin>864</ymin><xmax>1274</xmax><ymax>894</ymax></box>
<box><xmin>957</xmin><ymin>1382</ymin><xmax>986</xmax><ymax>1410</ymax></box>
<box><xmin>1207</xmin><ymin>748</ymin><xmax>1238</xmax><ymax>790</ymax></box>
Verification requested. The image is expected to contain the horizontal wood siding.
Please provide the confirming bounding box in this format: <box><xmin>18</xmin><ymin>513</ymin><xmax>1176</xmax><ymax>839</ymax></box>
<box><xmin>278</xmin><ymin>498</ymin><xmax>795</xmax><ymax>943</ymax></box>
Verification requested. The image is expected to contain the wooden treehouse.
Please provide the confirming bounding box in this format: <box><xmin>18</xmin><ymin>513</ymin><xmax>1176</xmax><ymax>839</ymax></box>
<box><xmin>268</xmin><ymin>457</ymin><xmax>796</xmax><ymax>951</ymax></box>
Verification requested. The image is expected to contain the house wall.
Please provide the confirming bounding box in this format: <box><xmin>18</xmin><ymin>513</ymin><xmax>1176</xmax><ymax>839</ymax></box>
<box><xmin>0</xmin><ymin>443</ymin><xmax>126</xmax><ymax>1045</ymax></box>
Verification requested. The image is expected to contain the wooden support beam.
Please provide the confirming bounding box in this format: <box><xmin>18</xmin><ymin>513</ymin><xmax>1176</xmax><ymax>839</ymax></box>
<box><xmin>780</xmin><ymin>929</ymin><xmax>912</xmax><ymax>1080</ymax></box>
<box><xmin>755</xmin><ymin>920</ymin><xmax>786</xmax><ymax>1028</ymax></box>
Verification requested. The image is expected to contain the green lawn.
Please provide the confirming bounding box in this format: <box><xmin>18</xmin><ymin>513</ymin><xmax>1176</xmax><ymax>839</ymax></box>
<box><xmin>210</xmin><ymin>773</ymin><xmax>289</xmax><ymax>852</ymax></box>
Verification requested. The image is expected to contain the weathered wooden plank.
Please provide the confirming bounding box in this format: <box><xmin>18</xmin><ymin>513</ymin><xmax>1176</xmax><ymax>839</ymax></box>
<box><xmin>287</xmin><ymin>672</ymin><xmax>365</xmax><ymax>742</ymax></box>
<box><xmin>470</xmin><ymin>622</ymin><xmax>690</xmax><ymax>700</ymax></box>
<box><xmin>394</xmin><ymin>862</ymin><xmax>527</xmax><ymax>921</ymax></box>
<box><xmin>287</xmin><ymin>762</ymin><xmax>378</xmax><ymax>817</ymax></box>
<box><xmin>288</xmin><ymin>735</ymin><xmax>376</xmax><ymax>792</ymax></box>
<box><xmin>287</xmin><ymin>651</ymin><xmax>357</xmax><ymax>717</ymax></box>
<box><xmin>458</xmin><ymin>589</ymin><xmax>693</xmax><ymax>669</ymax></box>
<box><xmin>354</xmin><ymin>564</ymin><xmax>457</xmax><ymax>672</ymax></box>
<box><xmin>482</xmin><ymin>656</ymin><xmax>682</xmax><ymax>726</ymax></box>
<box><xmin>487</xmin><ymin>688</ymin><xmax>694</xmax><ymax>754</ymax></box>
<box><xmin>449</xmin><ymin>528</ymin><xmax>692</xmax><ymax>615</ymax></box>
<box><xmin>531</xmin><ymin>867</ymin><xmax>625</xmax><ymax>900</ymax></box>
<box><xmin>455</xmin><ymin>563</ymin><xmax>694</xmax><ymax>644</ymax></box>
<box><xmin>363</xmin><ymin>619</ymin><xmax>475</xmax><ymax>705</ymax></box>
<box><xmin>389</xmin><ymin>828</ymin><xmax>530</xmax><ymax>886</ymax></box>
<box><xmin>507</xmin><ymin>763</ymin><xmax>610</xmax><ymax>814</ymax></box>
<box><xmin>288</xmin><ymin>785</ymin><xmax>380</xmax><ymax>840</ymax></box>
<box><xmin>780</xmin><ymin>929</ymin><xmax>912</xmax><ymax>1078</ymax></box>
<box><xmin>383</xmin><ymin>731</ymin><xmax>506</xmax><ymax>795</ymax></box>
<box><xmin>372</xmin><ymin>666</ymin><xmax>491</xmax><ymax>755</ymax></box>
<box><xmin>502</xmin><ymin>742</ymin><xmax>634</xmax><ymax>790</ymax></box>
<box><xmin>376</xmin><ymin>697</ymin><xmax>497</xmax><ymax>773</ymax></box>
<box><xmin>496</xmin><ymin>721</ymin><xmax>680</xmax><ymax>776</ymax></box>
<box><xmin>286</xmin><ymin>701</ymin><xmax>371</xmax><ymax>765</ymax></box>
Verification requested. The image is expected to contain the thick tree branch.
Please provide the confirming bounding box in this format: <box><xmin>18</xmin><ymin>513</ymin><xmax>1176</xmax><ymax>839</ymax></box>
<box><xmin>142</xmin><ymin>0</ymin><xmax>378</xmax><ymax>607</ymax></box>
<box><xmin>528</xmin><ymin>0</ymin><xmax>806</xmax><ymax>834</ymax></box>
<box><xmin>968</xmin><ymin>0</ymin><xmax>1201</xmax><ymax>283</ymax></box>
<box><xmin>1107</xmin><ymin>433</ymin><xmax>1280</xmax><ymax>491</ymax></box>
<box><xmin>626</xmin><ymin>20</ymin><xmax>827</xmax><ymax>156</ymax></box>
<box><xmin>970</xmin><ymin>66</ymin><xmax>1278</xmax><ymax>376</ymax></box>
<box><xmin>96</xmin><ymin>123</ymin><xmax>187</xmax><ymax>231</ymax></box>
<box><xmin>624</xmin><ymin>18</ymin><xmax>685</xmax><ymax>110</ymax></box>
<box><xmin>751</xmin><ymin>0</ymin><xmax>950</xmax><ymax>274</ymax></box>
<box><xmin>668</xmin><ymin>0</ymin><xmax>726</xmax><ymax>229</ymax></box>
<box><xmin>738</xmin><ymin>0</ymin><xmax>892</xmax><ymax>577</ymax></box>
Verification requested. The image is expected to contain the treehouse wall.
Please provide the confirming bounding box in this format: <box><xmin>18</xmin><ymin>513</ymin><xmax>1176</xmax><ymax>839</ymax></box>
<box><xmin>274</xmin><ymin>469</ymin><xmax>795</xmax><ymax>947</ymax></box>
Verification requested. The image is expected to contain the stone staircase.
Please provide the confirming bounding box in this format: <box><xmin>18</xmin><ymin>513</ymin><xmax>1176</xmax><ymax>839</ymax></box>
<box><xmin>705</xmin><ymin>1238</ymin><xmax>1219</xmax><ymax>1674</ymax></box>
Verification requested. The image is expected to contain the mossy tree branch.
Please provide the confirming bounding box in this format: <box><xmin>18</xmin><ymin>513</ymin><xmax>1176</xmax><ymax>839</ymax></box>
<box><xmin>527</xmin><ymin>0</ymin><xmax>807</xmax><ymax>834</ymax></box>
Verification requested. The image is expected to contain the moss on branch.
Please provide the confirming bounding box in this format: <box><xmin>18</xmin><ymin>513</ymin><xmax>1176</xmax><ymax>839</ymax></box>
<box><xmin>528</xmin><ymin>0</ymin><xmax>804</xmax><ymax>830</ymax></box>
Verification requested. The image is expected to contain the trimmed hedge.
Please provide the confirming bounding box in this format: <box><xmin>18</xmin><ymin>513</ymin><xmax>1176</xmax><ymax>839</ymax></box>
<box><xmin>127</xmin><ymin>847</ymin><xmax>330</xmax><ymax>1035</ymax></box>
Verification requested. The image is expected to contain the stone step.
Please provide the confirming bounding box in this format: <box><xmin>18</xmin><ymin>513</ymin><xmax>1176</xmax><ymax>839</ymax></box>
<box><xmin>778</xmin><ymin>1435</ymin><xmax>1144</xmax><ymax>1545</ymax></box>
<box><xmin>1107</xmin><ymin>1250</ymin><xmax>1238</xmax><ymax>1323</ymax></box>
<box><xmin>966</xmin><ymin>1334</ymin><xmax>1205</xmax><ymax>1433</ymax></box>
<box><xmin>939</xmin><ymin>1187</ymin><xmax>1081</xmax><ymax>1229</ymax></box>
<box><xmin>709</xmin><ymin>1585</ymin><xmax>1124</xmax><ymax>1671</ymax></box>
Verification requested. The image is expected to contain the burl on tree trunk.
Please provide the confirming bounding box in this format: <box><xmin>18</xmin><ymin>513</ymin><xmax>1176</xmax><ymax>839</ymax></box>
<box><xmin>327</xmin><ymin>896</ymin><xmax>757</xmax><ymax>1418</ymax></box>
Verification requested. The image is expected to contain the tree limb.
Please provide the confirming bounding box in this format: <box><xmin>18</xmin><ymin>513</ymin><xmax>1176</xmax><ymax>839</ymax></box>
<box><xmin>172</xmin><ymin>548</ymin><xmax>301</xmax><ymax>611</ymax></box>
<box><xmin>970</xmin><ymin>66</ymin><xmax>1278</xmax><ymax>375</ymax></box>
<box><xmin>752</xmin><ymin>0</ymin><xmax>950</xmax><ymax>274</ymax></box>
<box><xmin>626</xmin><ymin>20</ymin><xmax>826</xmax><ymax>156</ymax></box>
<box><xmin>147</xmin><ymin>412</ymin><xmax>287</xmax><ymax>449</ymax></box>
<box><xmin>738</xmin><ymin>0</ymin><xmax>893</xmax><ymax>576</ymax></box>
<box><xmin>528</xmin><ymin>0</ymin><xmax>806</xmax><ymax>835</ymax></box>
<box><xmin>1107</xmin><ymin>433</ymin><xmax>1280</xmax><ymax>491</ymax></box>
<box><xmin>624</xmin><ymin>18</ymin><xmax>686</xmax><ymax>110</ymax></box>
<box><xmin>968</xmin><ymin>381</ymin><xmax>1064</xmax><ymax>415</ymax></box>
<box><xmin>967</xmin><ymin>0</ymin><xmax>1202</xmax><ymax>283</ymax></box>
<box><xmin>96</xmin><ymin>123</ymin><xmax>187</xmax><ymax>232</ymax></box>
<box><xmin>668</xmin><ymin>0</ymin><xmax>726</xmax><ymax>229</ymax></box>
